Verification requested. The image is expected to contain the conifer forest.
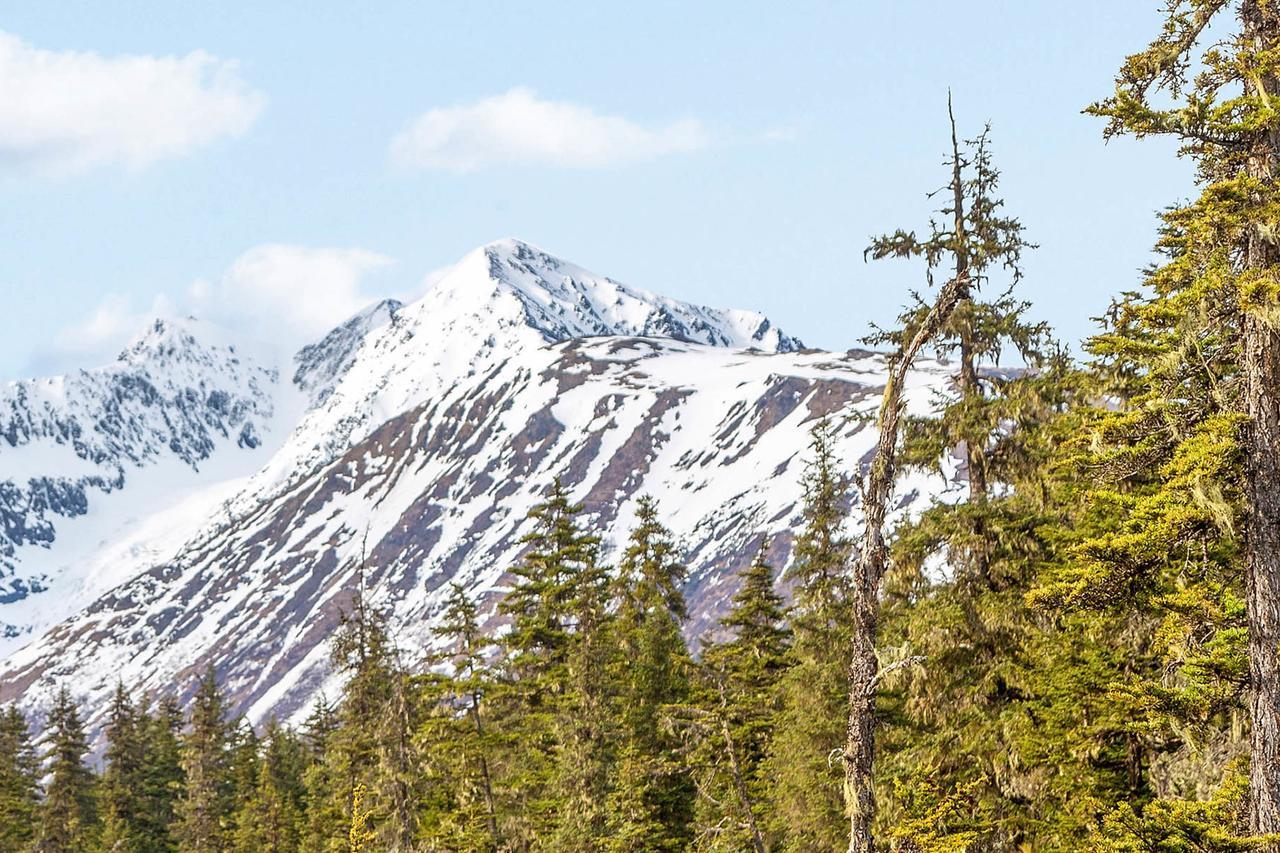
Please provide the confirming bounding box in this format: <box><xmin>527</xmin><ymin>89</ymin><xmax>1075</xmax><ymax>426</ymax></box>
<box><xmin>19</xmin><ymin>1</ymin><xmax>1280</xmax><ymax>851</ymax></box>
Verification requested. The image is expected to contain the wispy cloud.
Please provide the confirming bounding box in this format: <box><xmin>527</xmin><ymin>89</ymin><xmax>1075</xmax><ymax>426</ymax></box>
<box><xmin>188</xmin><ymin>245</ymin><xmax>394</xmax><ymax>343</ymax></box>
<box><xmin>0</xmin><ymin>30</ymin><xmax>265</xmax><ymax>177</ymax></box>
<box><xmin>28</xmin><ymin>245</ymin><xmax>393</xmax><ymax>377</ymax></box>
<box><xmin>35</xmin><ymin>293</ymin><xmax>176</xmax><ymax>372</ymax></box>
<box><xmin>389</xmin><ymin>87</ymin><xmax>710</xmax><ymax>172</ymax></box>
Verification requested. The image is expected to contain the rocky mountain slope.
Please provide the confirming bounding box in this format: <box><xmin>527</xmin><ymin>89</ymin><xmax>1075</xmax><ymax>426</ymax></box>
<box><xmin>0</xmin><ymin>239</ymin><xmax>954</xmax><ymax>731</ymax></box>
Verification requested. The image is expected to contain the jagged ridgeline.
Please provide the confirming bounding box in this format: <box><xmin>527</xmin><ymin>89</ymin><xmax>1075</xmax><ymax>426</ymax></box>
<box><xmin>0</xmin><ymin>238</ymin><xmax>954</xmax><ymax>736</ymax></box>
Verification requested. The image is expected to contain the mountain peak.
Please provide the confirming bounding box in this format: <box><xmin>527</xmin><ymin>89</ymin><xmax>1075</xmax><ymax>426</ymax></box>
<box><xmin>116</xmin><ymin>315</ymin><xmax>274</xmax><ymax>373</ymax></box>
<box><xmin>293</xmin><ymin>298</ymin><xmax>403</xmax><ymax>404</ymax></box>
<box><xmin>424</xmin><ymin>238</ymin><xmax>803</xmax><ymax>352</ymax></box>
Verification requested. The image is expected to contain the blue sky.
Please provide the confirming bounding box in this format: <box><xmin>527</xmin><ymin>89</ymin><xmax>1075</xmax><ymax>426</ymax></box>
<box><xmin>1</xmin><ymin>1</ymin><xmax>1190</xmax><ymax>379</ymax></box>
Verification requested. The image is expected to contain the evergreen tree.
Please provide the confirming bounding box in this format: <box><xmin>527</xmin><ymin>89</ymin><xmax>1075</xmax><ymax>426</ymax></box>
<box><xmin>865</xmin><ymin>111</ymin><xmax>1075</xmax><ymax>847</ymax></box>
<box><xmin>1026</xmin><ymin>0</ymin><xmax>1280</xmax><ymax>844</ymax></box>
<box><xmin>766</xmin><ymin>421</ymin><xmax>854</xmax><ymax>851</ymax></box>
<box><xmin>683</xmin><ymin>543</ymin><xmax>791</xmax><ymax>852</ymax></box>
<box><xmin>138</xmin><ymin>695</ymin><xmax>185</xmax><ymax>851</ymax></box>
<box><xmin>100</xmin><ymin>682</ymin><xmax>148</xmax><ymax>851</ymax></box>
<box><xmin>233</xmin><ymin>718</ymin><xmax>305</xmax><ymax>853</ymax></box>
<box><xmin>550</xmin><ymin>529</ymin><xmax>615</xmax><ymax>852</ymax></box>
<box><xmin>373</xmin><ymin>642</ymin><xmax>421</xmax><ymax>853</ymax></box>
<box><xmin>305</xmin><ymin>586</ymin><xmax>419</xmax><ymax>852</ymax></box>
<box><xmin>604</xmin><ymin>496</ymin><xmax>695</xmax><ymax>852</ymax></box>
<box><xmin>175</xmin><ymin>669</ymin><xmax>232</xmax><ymax>852</ymax></box>
<box><xmin>300</xmin><ymin>698</ymin><xmax>343</xmax><ymax>850</ymax></box>
<box><xmin>36</xmin><ymin>686</ymin><xmax>97</xmax><ymax>852</ymax></box>
<box><xmin>495</xmin><ymin>478</ymin><xmax>605</xmax><ymax>848</ymax></box>
<box><xmin>844</xmin><ymin>172</ymin><xmax>971</xmax><ymax>849</ymax></box>
<box><xmin>418</xmin><ymin>583</ymin><xmax>501</xmax><ymax>850</ymax></box>
<box><xmin>1080</xmin><ymin>0</ymin><xmax>1280</xmax><ymax>835</ymax></box>
<box><xmin>0</xmin><ymin>704</ymin><xmax>40</xmax><ymax>851</ymax></box>
<box><xmin>226</xmin><ymin>718</ymin><xmax>261</xmax><ymax>849</ymax></box>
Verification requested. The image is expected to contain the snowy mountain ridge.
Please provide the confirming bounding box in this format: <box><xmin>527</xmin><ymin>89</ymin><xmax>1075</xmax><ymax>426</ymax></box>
<box><xmin>0</xmin><ymin>239</ymin><xmax>952</xmax><ymax>733</ymax></box>
<box><xmin>0</xmin><ymin>317</ymin><xmax>285</xmax><ymax>626</ymax></box>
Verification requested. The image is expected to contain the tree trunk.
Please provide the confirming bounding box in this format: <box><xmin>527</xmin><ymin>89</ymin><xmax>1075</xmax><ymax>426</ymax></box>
<box><xmin>468</xmin><ymin>688</ymin><xmax>500</xmax><ymax>847</ymax></box>
<box><xmin>844</xmin><ymin>273</ymin><xmax>967</xmax><ymax>853</ymax></box>
<box><xmin>1242</xmin><ymin>1</ymin><xmax>1280</xmax><ymax>839</ymax></box>
<box><xmin>947</xmin><ymin>96</ymin><xmax>992</xmax><ymax>587</ymax></box>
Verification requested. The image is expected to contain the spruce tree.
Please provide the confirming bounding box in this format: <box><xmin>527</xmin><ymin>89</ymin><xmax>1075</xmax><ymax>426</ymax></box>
<box><xmin>683</xmin><ymin>543</ymin><xmax>791</xmax><ymax>852</ymax></box>
<box><xmin>176</xmin><ymin>669</ymin><xmax>232</xmax><ymax>852</ymax></box>
<box><xmin>100</xmin><ymin>682</ymin><xmax>148</xmax><ymax>851</ymax></box>
<box><xmin>766</xmin><ymin>421</ymin><xmax>853</xmax><ymax>851</ymax></box>
<box><xmin>0</xmin><ymin>704</ymin><xmax>39</xmax><ymax>851</ymax></box>
<box><xmin>36</xmin><ymin>685</ymin><xmax>97</xmax><ymax>852</ymax></box>
<box><xmin>865</xmin><ymin>114</ymin><xmax>1070</xmax><ymax>848</ymax></box>
<box><xmin>550</xmin><ymin>527</ymin><xmax>615</xmax><ymax>852</ymax></box>
<box><xmin>418</xmin><ymin>583</ymin><xmax>501</xmax><ymax>850</ymax></box>
<box><xmin>233</xmin><ymin>718</ymin><xmax>305</xmax><ymax>853</ymax></box>
<box><xmin>139</xmin><ymin>695</ymin><xmax>185</xmax><ymax>851</ymax></box>
<box><xmin>226</xmin><ymin>718</ymin><xmax>261</xmax><ymax>850</ymax></box>
<box><xmin>604</xmin><ymin>496</ymin><xmax>695</xmax><ymax>852</ymax></box>
<box><xmin>843</xmin><ymin>119</ymin><xmax>973</xmax><ymax>847</ymax></box>
<box><xmin>1020</xmin><ymin>1</ymin><xmax>1280</xmax><ymax>845</ymax></box>
<box><xmin>306</xmin><ymin>586</ymin><xmax>419</xmax><ymax>851</ymax></box>
<box><xmin>300</xmin><ymin>698</ymin><xmax>343</xmax><ymax>850</ymax></box>
<box><xmin>1081</xmin><ymin>0</ymin><xmax>1280</xmax><ymax>840</ymax></box>
<box><xmin>495</xmin><ymin>477</ymin><xmax>605</xmax><ymax>848</ymax></box>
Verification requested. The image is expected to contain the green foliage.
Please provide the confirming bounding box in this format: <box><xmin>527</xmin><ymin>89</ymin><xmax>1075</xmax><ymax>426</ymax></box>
<box><xmin>681</xmin><ymin>543</ymin><xmax>791</xmax><ymax>851</ymax></box>
<box><xmin>100</xmin><ymin>682</ymin><xmax>149</xmax><ymax>852</ymax></box>
<box><xmin>0</xmin><ymin>704</ymin><xmax>39</xmax><ymax>851</ymax></box>
<box><xmin>765</xmin><ymin>422</ymin><xmax>853</xmax><ymax>851</ymax></box>
<box><xmin>36</xmin><ymin>685</ymin><xmax>98</xmax><ymax>852</ymax></box>
<box><xmin>416</xmin><ymin>583</ymin><xmax>501</xmax><ymax>851</ymax></box>
<box><xmin>176</xmin><ymin>669</ymin><xmax>232</xmax><ymax>852</ymax></box>
<box><xmin>603</xmin><ymin>496</ymin><xmax>695</xmax><ymax>852</ymax></box>
<box><xmin>494</xmin><ymin>478</ymin><xmax>607</xmax><ymax>848</ymax></box>
<box><xmin>232</xmin><ymin>719</ymin><xmax>306</xmax><ymax>852</ymax></box>
<box><xmin>304</xmin><ymin>586</ymin><xmax>420</xmax><ymax>852</ymax></box>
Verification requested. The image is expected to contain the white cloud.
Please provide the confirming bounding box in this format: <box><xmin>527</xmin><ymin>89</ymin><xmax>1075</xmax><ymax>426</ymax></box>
<box><xmin>188</xmin><ymin>245</ymin><xmax>394</xmax><ymax>343</ymax></box>
<box><xmin>389</xmin><ymin>87</ymin><xmax>710</xmax><ymax>172</ymax></box>
<box><xmin>0</xmin><ymin>30</ymin><xmax>265</xmax><ymax>176</ymax></box>
<box><xmin>28</xmin><ymin>245</ymin><xmax>393</xmax><ymax>377</ymax></box>
<box><xmin>24</xmin><ymin>293</ymin><xmax>174</xmax><ymax>376</ymax></box>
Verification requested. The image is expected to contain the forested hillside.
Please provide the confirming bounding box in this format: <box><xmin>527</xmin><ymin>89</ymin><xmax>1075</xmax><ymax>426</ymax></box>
<box><xmin>8</xmin><ymin>1</ymin><xmax>1280</xmax><ymax>851</ymax></box>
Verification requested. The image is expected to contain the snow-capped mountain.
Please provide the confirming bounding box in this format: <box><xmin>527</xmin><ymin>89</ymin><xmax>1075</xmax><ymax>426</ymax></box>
<box><xmin>0</xmin><ymin>239</ymin><xmax>953</xmax><ymax>732</ymax></box>
<box><xmin>0</xmin><ymin>318</ymin><xmax>290</xmax><ymax>642</ymax></box>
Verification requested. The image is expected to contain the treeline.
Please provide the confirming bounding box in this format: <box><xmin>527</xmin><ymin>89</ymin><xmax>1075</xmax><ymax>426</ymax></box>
<box><xmin>0</xmin><ymin>457</ymin><xmax>852</xmax><ymax>852</ymax></box>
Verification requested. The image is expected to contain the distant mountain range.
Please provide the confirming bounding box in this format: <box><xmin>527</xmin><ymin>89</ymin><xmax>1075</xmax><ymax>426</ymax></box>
<box><xmin>0</xmin><ymin>238</ymin><xmax>955</xmax><ymax>733</ymax></box>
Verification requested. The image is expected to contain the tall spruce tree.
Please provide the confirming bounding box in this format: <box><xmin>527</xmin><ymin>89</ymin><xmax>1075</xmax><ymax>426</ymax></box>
<box><xmin>0</xmin><ymin>704</ymin><xmax>39</xmax><ymax>851</ymax></box>
<box><xmin>418</xmin><ymin>582</ymin><xmax>501</xmax><ymax>850</ymax></box>
<box><xmin>866</xmin><ymin>115</ymin><xmax>1066</xmax><ymax>848</ymax></box>
<box><xmin>495</xmin><ymin>478</ymin><xmax>605</xmax><ymax>848</ymax></box>
<box><xmin>36</xmin><ymin>686</ymin><xmax>97</xmax><ymax>852</ymax></box>
<box><xmin>100</xmin><ymin>682</ymin><xmax>148</xmax><ymax>851</ymax></box>
<box><xmin>766</xmin><ymin>421</ymin><xmax>854</xmax><ymax>851</ymax></box>
<box><xmin>232</xmin><ymin>718</ymin><xmax>305</xmax><ymax>853</ymax></box>
<box><xmin>550</xmin><ymin>526</ymin><xmax>615</xmax><ymax>852</ymax></box>
<box><xmin>604</xmin><ymin>496</ymin><xmax>695</xmax><ymax>852</ymax></box>
<box><xmin>306</xmin><ymin>586</ymin><xmax>418</xmax><ymax>852</ymax></box>
<box><xmin>683</xmin><ymin>543</ymin><xmax>791</xmax><ymax>852</ymax></box>
<box><xmin>1085</xmin><ymin>0</ymin><xmax>1280</xmax><ymax>840</ymax></box>
<box><xmin>1018</xmin><ymin>0</ymin><xmax>1280</xmax><ymax>845</ymax></box>
<box><xmin>300</xmin><ymin>698</ymin><xmax>343</xmax><ymax>849</ymax></box>
<box><xmin>842</xmin><ymin>104</ymin><xmax>973</xmax><ymax>852</ymax></box>
<box><xmin>176</xmin><ymin>669</ymin><xmax>232</xmax><ymax>852</ymax></box>
<box><xmin>140</xmin><ymin>695</ymin><xmax>185</xmax><ymax>851</ymax></box>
